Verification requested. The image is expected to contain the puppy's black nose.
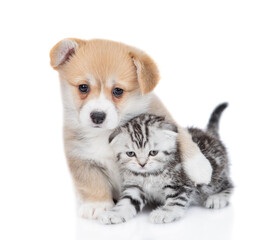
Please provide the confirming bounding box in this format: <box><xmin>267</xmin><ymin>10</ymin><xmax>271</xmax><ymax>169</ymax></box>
<box><xmin>90</xmin><ymin>112</ymin><xmax>106</xmax><ymax>124</ymax></box>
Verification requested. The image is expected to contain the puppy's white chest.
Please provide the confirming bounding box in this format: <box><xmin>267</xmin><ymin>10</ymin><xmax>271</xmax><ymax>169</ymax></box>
<box><xmin>66</xmin><ymin>129</ymin><xmax>121</xmax><ymax>191</ymax></box>
<box><xmin>70</xmin><ymin>130</ymin><xmax>114</xmax><ymax>161</ymax></box>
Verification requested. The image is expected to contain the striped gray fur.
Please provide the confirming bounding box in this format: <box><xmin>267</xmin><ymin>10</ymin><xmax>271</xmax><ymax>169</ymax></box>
<box><xmin>99</xmin><ymin>104</ymin><xmax>233</xmax><ymax>224</ymax></box>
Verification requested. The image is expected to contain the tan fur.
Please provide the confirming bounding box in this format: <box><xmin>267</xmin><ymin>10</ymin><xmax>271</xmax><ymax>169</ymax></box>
<box><xmin>50</xmin><ymin>38</ymin><xmax>212</xmax><ymax>217</ymax></box>
<box><xmin>69</xmin><ymin>157</ymin><xmax>113</xmax><ymax>202</ymax></box>
<box><xmin>129</xmin><ymin>51</ymin><xmax>160</xmax><ymax>94</ymax></box>
<box><xmin>146</xmin><ymin>95</ymin><xmax>200</xmax><ymax>161</ymax></box>
<box><xmin>63</xmin><ymin>127</ymin><xmax>113</xmax><ymax>203</ymax></box>
<box><xmin>51</xmin><ymin>39</ymin><xmax>143</xmax><ymax>116</ymax></box>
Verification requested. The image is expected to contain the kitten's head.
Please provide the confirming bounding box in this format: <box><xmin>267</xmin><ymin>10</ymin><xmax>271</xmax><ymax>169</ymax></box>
<box><xmin>109</xmin><ymin>114</ymin><xmax>178</xmax><ymax>174</ymax></box>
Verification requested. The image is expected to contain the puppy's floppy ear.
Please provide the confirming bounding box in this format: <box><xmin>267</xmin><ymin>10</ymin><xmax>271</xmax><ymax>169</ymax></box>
<box><xmin>49</xmin><ymin>38</ymin><xmax>85</xmax><ymax>69</ymax></box>
<box><xmin>130</xmin><ymin>50</ymin><xmax>160</xmax><ymax>94</ymax></box>
<box><xmin>109</xmin><ymin>128</ymin><xmax>122</xmax><ymax>144</ymax></box>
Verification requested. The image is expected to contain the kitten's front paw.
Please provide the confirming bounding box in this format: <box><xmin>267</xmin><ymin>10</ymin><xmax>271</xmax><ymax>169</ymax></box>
<box><xmin>78</xmin><ymin>201</ymin><xmax>114</xmax><ymax>219</ymax></box>
<box><xmin>150</xmin><ymin>208</ymin><xmax>182</xmax><ymax>224</ymax></box>
<box><xmin>204</xmin><ymin>193</ymin><xmax>229</xmax><ymax>209</ymax></box>
<box><xmin>98</xmin><ymin>210</ymin><xmax>126</xmax><ymax>225</ymax></box>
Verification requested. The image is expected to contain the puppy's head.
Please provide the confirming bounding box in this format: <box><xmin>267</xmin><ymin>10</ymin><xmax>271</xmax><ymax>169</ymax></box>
<box><xmin>50</xmin><ymin>39</ymin><xmax>160</xmax><ymax>130</ymax></box>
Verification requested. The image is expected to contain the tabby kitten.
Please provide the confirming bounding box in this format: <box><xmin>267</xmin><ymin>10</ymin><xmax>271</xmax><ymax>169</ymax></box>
<box><xmin>98</xmin><ymin>103</ymin><xmax>233</xmax><ymax>224</ymax></box>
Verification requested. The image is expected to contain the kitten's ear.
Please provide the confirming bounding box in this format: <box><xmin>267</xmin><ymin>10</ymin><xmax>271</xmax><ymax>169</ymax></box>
<box><xmin>160</xmin><ymin>122</ymin><xmax>178</xmax><ymax>138</ymax></box>
<box><xmin>109</xmin><ymin>128</ymin><xmax>122</xmax><ymax>144</ymax></box>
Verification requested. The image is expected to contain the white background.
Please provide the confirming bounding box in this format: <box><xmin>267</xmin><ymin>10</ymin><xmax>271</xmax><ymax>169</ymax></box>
<box><xmin>0</xmin><ymin>1</ymin><xmax>274</xmax><ymax>239</ymax></box>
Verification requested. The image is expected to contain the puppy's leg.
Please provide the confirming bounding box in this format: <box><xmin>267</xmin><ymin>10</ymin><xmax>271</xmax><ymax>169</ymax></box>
<box><xmin>179</xmin><ymin>128</ymin><xmax>213</xmax><ymax>185</ymax></box>
<box><xmin>68</xmin><ymin>158</ymin><xmax>114</xmax><ymax>219</ymax></box>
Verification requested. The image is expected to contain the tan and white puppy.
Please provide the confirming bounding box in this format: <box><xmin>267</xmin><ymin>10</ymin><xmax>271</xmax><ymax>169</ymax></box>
<box><xmin>50</xmin><ymin>39</ymin><xmax>212</xmax><ymax>219</ymax></box>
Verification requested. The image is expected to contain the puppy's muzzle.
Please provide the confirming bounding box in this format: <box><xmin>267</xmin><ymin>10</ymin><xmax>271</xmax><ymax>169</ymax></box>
<box><xmin>90</xmin><ymin>111</ymin><xmax>106</xmax><ymax>125</ymax></box>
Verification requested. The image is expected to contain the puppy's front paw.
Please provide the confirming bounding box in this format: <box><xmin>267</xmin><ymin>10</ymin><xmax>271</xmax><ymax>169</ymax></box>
<box><xmin>149</xmin><ymin>208</ymin><xmax>182</xmax><ymax>224</ymax></box>
<box><xmin>78</xmin><ymin>201</ymin><xmax>114</xmax><ymax>219</ymax></box>
<box><xmin>184</xmin><ymin>153</ymin><xmax>213</xmax><ymax>185</ymax></box>
<box><xmin>98</xmin><ymin>210</ymin><xmax>126</xmax><ymax>225</ymax></box>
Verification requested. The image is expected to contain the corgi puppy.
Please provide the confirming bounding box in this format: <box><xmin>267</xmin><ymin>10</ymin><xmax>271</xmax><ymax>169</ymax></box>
<box><xmin>50</xmin><ymin>39</ymin><xmax>212</xmax><ymax>219</ymax></box>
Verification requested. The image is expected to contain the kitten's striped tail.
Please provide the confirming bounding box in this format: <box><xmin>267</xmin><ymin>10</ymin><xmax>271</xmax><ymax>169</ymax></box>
<box><xmin>207</xmin><ymin>102</ymin><xmax>228</xmax><ymax>138</ymax></box>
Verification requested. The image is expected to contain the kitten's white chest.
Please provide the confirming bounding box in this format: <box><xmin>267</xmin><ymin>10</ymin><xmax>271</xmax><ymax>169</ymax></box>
<box><xmin>142</xmin><ymin>176</ymin><xmax>166</xmax><ymax>203</ymax></box>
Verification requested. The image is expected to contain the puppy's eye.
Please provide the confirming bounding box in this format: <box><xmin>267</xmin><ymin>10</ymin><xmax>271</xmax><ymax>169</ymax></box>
<box><xmin>149</xmin><ymin>150</ymin><xmax>158</xmax><ymax>156</ymax></box>
<box><xmin>112</xmin><ymin>88</ymin><xmax>124</xmax><ymax>98</ymax></box>
<box><xmin>126</xmin><ymin>151</ymin><xmax>136</xmax><ymax>157</ymax></box>
<box><xmin>79</xmin><ymin>84</ymin><xmax>89</xmax><ymax>93</ymax></box>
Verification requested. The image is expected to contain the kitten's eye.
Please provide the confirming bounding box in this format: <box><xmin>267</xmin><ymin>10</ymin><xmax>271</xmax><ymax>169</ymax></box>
<box><xmin>126</xmin><ymin>151</ymin><xmax>136</xmax><ymax>157</ymax></box>
<box><xmin>112</xmin><ymin>88</ymin><xmax>124</xmax><ymax>98</ymax></box>
<box><xmin>149</xmin><ymin>150</ymin><xmax>158</xmax><ymax>156</ymax></box>
<box><xmin>78</xmin><ymin>84</ymin><xmax>89</xmax><ymax>93</ymax></box>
